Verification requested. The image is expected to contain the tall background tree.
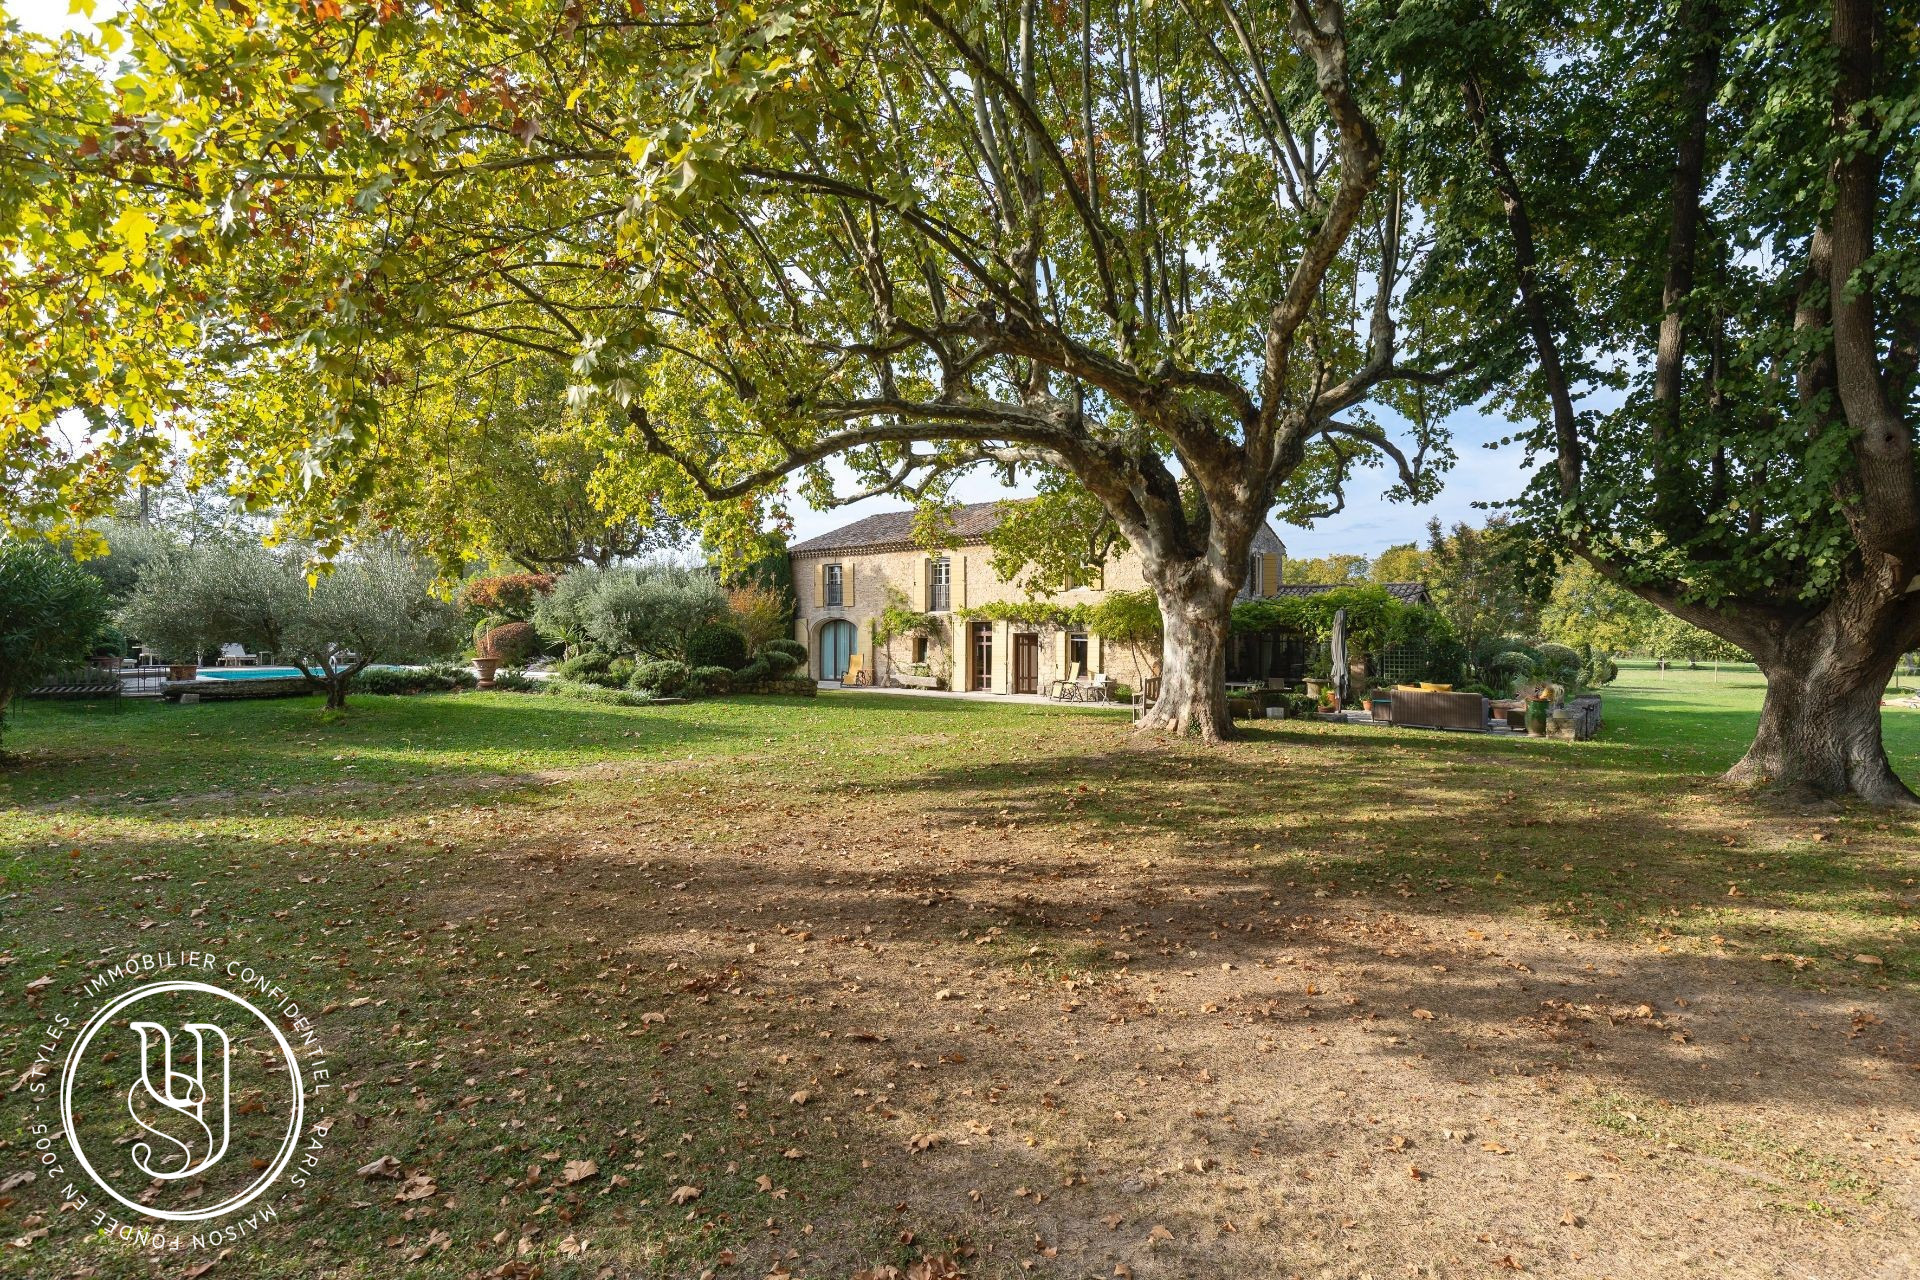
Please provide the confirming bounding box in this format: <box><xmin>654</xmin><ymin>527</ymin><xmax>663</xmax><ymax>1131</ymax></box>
<box><xmin>0</xmin><ymin>542</ymin><xmax>109</xmax><ymax>752</ymax></box>
<box><xmin>1</xmin><ymin>0</ymin><xmax>1457</xmax><ymax>740</ymax></box>
<box><xmin>1397</xmin><ymin>0</ymin><xmax>1919</xmax><ymax>802</ymax></box>
<box><xmin>1421</xmin><ymin>517</ymin><xmax>1539</xmax><ymax>657</ymax></box>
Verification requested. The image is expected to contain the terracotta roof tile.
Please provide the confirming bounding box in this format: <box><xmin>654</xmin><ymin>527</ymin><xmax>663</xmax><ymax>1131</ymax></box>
<box><xmin>789</xmin><ymin>501</ymin><xmax>1009</xmax><ymax>555</ymax></box>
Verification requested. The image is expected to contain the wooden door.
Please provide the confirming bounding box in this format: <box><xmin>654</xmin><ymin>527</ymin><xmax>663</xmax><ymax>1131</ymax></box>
<box><xmin>970</xmin><ymin>622</ymin><xmax>993</xmax><ymax>691</ymax></box>
<box><xmin>1013</xmin><ymin>632</ymin><xmax>1038</xmax><ymax>694</ymax></box>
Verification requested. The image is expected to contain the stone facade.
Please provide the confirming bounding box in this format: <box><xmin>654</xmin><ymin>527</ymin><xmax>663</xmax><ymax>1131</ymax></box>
<box><xmin>789</xmin><ymin>503</ymin><xmax>1285</xmax><ymax>694</ymax></box>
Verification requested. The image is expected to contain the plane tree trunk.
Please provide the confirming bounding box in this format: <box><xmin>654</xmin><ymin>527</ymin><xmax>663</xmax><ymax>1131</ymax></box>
<box><xmin>1135</xmin><ymin>555</ymin><xmax>1241</xmax><ymax>741</ymax></box>
<box><xmin>1726</xmin><ymin>588</ymin><xmax>1918</xmax><ymax>806</ymax></box>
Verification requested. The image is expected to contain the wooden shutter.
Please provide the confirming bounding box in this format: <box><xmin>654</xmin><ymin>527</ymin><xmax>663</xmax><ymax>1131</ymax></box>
<box><xmin>1260</xmin><ymin>552</ymin><xmax>1279</xmax><ymax>596</ymax></box>
<box><xmin>990</xmin><ymin>620</ymin><xmax>1010</xmax><ymax>694</ymax></box>
<box><xmin>813</xmin><ymin>561</ymin><xmax>826</xmax><ymax>607</ymax></box>
<box><xmin>1092</xmin><ymin>560</ymin><xmax>1106</xmax><ymax>591</ymax></box>
<box><xmin>843</xmin><ymin>561</ymin><xmax>855</xmax><ymax>607</ymax></box>
<box><xmin>913</xmin><ymin>557</ymin><xmax>927</xmax><ymax>611</ymax></box>
<box><xmin>1053</xmin><ymin>630</ymin><xmax>1069</xmax><ymax>679</ymax></box>
<box><xmin>1089</xmin><ymin>634</ymin><xmax>1104</xmax><ymax>674</ymax></box>
<box><xmin>954</xmin><ymin>555</ymin><xmax>968</xmax><ymax>607</ymax></box>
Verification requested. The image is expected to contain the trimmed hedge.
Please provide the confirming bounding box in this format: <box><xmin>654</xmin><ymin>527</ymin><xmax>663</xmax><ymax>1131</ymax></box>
<box><xmin>629</xmin><ymin>659</ymin><xmax>693</xmax><ymax>696</ymax></box>
<box><xmin>685</xmin><ymin>622</ymin><xmax>749</xmax><ymax>671</ymax></box>
<box><xmin>761</xmin><ymin>638</ymin><xmax>807</xmax><ymax>664</ymax></box>
<box><xmin>350</xmin><ymin>663</ymin><xmax>479</xmax><ymax>696</ymax></box>
<box><xmin>691</xmin><ymin>665</ymin><xmax>734</xmax><ymax>696</ymax></box>
<box><xmin>758</xmin><ymin>648</ymin><xmax>800</xmax><ymax>677</ymax></box>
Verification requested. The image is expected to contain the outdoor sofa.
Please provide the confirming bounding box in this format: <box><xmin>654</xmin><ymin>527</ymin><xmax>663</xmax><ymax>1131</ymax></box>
<box><xmin>1388</xmin><ymin>687</ymin><xmax>1490</xmax><ymax>731</ymax></box>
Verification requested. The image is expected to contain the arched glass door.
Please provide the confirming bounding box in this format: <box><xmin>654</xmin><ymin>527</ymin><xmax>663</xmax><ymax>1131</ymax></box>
<box><xmin>819</xmin><ymin>620</ymin><xmax>857</xmax><ymax>681</ymax></box>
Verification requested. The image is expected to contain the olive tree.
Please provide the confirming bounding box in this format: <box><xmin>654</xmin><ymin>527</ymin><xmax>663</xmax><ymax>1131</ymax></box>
<box><xmin>121</xmin><ymin>541</ymin><xmax>457</xmax><ymax>710</ymax></box>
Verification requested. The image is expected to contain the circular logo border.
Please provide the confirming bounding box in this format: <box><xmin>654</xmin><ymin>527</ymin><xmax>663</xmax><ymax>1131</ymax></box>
<box><xmin>59</xmin><ymin>979</ymin><xmax>306</xmax><ymax>1223</ymax></box>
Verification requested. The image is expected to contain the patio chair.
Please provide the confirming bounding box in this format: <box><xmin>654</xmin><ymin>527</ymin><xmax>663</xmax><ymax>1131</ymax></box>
<box><xmin>1048</xmin><ymin>663</ymin><xmax>1088</xmax><ymax>701</ymax></box>
<box><xmin>1131</xmin><ymin>676</ymin><xmax>1161</xmax><ymax>720</ymax></box>
<box><xmin>217</xmin><ymin>643</ymin><xmax>260</xmax><ymax>667</ymax></box>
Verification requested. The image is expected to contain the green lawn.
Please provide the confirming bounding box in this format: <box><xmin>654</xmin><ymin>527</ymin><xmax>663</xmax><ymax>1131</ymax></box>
<box><xmin>2</xmin><ymin>673</ymin><xmax>1915</xmax><ymax>1278</ymax></box>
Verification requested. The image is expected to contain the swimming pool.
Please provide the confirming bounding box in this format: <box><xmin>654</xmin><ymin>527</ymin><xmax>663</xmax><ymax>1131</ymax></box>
<box><xmin>198</xmin><ymin>667</ymin><xmax>310</xmax><ymax>680</ymax></box>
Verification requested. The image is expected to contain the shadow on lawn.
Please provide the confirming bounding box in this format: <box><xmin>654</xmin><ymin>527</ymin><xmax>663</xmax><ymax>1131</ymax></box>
<box><xmin>0</xmin><ymin>693</ymin><xmax>757</xmax><ymax>815</ymax></box>
<box><xmin>841</xmin><ymin>729</ymin><xmax>1920</xmax><ymax>985</ymax></box>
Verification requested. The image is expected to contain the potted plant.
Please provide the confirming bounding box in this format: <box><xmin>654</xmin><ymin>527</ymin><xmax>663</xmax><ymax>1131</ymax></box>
<box><xmin>472</xmin><ymin>656</ymin><xmax>500</xmax><ymax>688</ymax></box>
<box><xmin>1525</xmin><ymin>690</ymin><xmax>1552</xmax><ymax>737</ymax></box>
<box><xmin>167</xmin><ymin>659</ymin><xmax>196</xmax><ymax>681</ymax></box>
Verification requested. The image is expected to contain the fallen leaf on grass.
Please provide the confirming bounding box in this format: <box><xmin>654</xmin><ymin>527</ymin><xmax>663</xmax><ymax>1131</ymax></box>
<box><xmin>356</xmin><ymin>1156</ymin><xmax>401</xmax><ymax>1179</ymax></box>
<box><xmin>561</xmin><ymin>1159</ymin><xmax>598</xmax><ymax>1184</ymax></box>
<box><xmin>405</xmin><ymin>1229</ymin><xmax>451</xmax><ymax>1261</ymax></box>
<box><xmin>669</xmin><ymin>1184</ymin><xmax>701</xmax><ymax>1204</ymax></box>
<box><xmin>1146</xmin><ymin>1225</ymin><xmax>1173</xmax><ymax>1244</ymax></box>
<box><xmin>395</xmin><ymin>1174</ymin><xmax>437</xmax><ymax>1202</ymax></box>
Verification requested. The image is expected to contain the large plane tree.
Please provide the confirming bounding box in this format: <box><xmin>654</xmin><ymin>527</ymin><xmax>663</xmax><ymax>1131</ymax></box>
<box><xmin>1397</xmin><ymin>0</ymin><xmax>1919</xmax><ymax>803</ymax></box>
<box><xmin>2</xmin><ymin>0</ymin><xmax>1452</xmax><ymax>739</ymax></box>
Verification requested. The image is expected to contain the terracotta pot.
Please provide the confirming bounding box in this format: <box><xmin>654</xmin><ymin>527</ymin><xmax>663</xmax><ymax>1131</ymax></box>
<box><xmin>473</xmin><ymin>657</ymin><xmax>500</xmax><ymax>688</ymax></box>
<box><xmin>167</xmin><ymin>663</ymin><xmax>197</xmax><ymax>681</ymax></box>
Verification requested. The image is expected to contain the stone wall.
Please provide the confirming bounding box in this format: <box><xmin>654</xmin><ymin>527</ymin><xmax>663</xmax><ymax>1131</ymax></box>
<box><xmin>791</xmin><ymin>531</ymin><xmax>1282</xmax><ymax>696</ymax></box>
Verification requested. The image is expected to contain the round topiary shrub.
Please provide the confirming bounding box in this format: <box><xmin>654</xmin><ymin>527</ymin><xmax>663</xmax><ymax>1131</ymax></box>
<box><xmin>758</xmin><ymin>648</ymin><xmax>799</xmax><ymax>677</ymax></box>
<box><xmin>478</xmin><ymin>620</ymin><xmax>540</xmax><ymax>665</ymax></box>
<box><xmin>629</xmin><ymin>659</ymin><xmax>692</xmax><ymax>696</ymax></box>
<box><xmin>685</xmin><ymin>622</ymin><xmax>748</xmax><ymax>671</ymax></box>
<box><xmin>553</xmin><ymin>648</ymin><xmax>611</xmax><ymax>681</ymax></box>
<box><xmin>690</xmin><ymin>665</ymin><xmax>734</xmax><ymax>696</ymax></box>
<box><xmin>732</xmin><ymin>657</ymin><xmax>771</xmax><ymax>690</ymax></box>
<box><xmin>762</xmin><ymin>637</ymin><xmax>807</xmax><ymax>664</ymax></box>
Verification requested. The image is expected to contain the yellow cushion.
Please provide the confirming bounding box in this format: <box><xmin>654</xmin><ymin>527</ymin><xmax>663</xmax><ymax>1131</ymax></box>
<box><xmin>1418</xmin><ymin>682</ymin><xmax>1453</xmax><ymax>692</ymax></box>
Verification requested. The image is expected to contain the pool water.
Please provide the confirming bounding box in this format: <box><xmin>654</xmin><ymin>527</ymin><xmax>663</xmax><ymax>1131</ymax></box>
<box><xmin>198</xmin><ymin>667</ymin><xmax>310</xmax><ymax>680</ymax></box>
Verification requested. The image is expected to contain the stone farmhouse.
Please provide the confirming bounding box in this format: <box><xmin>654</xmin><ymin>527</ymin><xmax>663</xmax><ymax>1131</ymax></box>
<box><xmin>787</xmin><ymin>501</ymin><xmax>1310</xmax><ymax>693</ymax></box>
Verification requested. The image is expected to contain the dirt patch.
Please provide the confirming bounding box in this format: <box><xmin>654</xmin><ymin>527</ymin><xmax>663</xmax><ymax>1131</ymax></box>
<box><xmin>422</xmin><ymin>743</ymin><xmax>1920</xmax><ymax>1279</ymax></box>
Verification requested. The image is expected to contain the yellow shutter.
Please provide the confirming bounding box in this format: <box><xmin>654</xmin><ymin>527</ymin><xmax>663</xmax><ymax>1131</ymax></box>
<box><xmin>843</xmin><ymin>561</ymin><xmax>855</xmax><ymax>607</ymax></box>
<box><xmin>1089</xmin><ymin>634</ymin><xmax>1103</xmax><ymax>674</ymax></box>
<box><xmin>1093</xmin><ymin>560</ymin><xmax>1106</xmax><ymax>590</ymax></box>
<box><xmin>1053</xmin><ymin>630</ymin><xmax>1069</xmax><ymax>679</ymax></box>
<box><xmin>989</xmin><ymin>620</ymin><xmax>1010</xmax><ymax>694</ymax></box>
<box><xmin>954</xmin><ymin>555</ymin><xmax>968</xmax><ymax>607</ymax></box>
<box><xmin>813</xmin><ymin>561</ymin><xmax>826</xmax><ymax>607</ymax></box>
<box><xmin>913</xmin><ymin>557</ymin><xmax>927</xmax><ymax>611</ymax></box>
<box><xmin>1261</xmin><ymin>552</ymin><xmax>1279</xmax><ymax>596</ymax></box>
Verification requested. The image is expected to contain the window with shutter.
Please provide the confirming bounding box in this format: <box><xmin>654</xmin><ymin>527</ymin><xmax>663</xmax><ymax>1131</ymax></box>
<box><xmin>930</xmin><ymin>557</ymin><xmax>951</xmax><ymax>612</ymax></box>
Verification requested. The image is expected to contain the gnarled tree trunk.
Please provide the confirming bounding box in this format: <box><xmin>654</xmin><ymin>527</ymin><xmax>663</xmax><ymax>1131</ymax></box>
<box><xmin>1728</xmin><ymin>598</ymin><xmax>1917</xmax><ymax>807</ymax></box>
<box><xmin>1136</xmin><ymin>562</ymin><xmax>1239</xmax><ymax>741</ymax></box>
